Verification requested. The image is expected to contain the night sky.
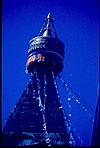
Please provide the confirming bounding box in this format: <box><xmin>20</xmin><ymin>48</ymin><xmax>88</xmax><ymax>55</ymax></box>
<box><xmin>2</xmin><ymin>0</ymin><xmax>99</xmax><ymax>146</ymax></box>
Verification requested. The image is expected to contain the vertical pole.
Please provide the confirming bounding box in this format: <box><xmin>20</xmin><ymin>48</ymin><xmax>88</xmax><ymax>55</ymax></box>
<box><xmin>91</xmin><ymin>86</ymin><xmax>100</xmax><ymax>146</ymax></box>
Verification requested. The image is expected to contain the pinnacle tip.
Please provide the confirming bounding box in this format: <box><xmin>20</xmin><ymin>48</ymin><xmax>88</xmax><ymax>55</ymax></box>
<box><xmin>46</xmin><ymin>12</ymin><xmax>54</xmax><ymax>20</ymax></box>
<box><xmin>47</xmin><ymin>12</ymin><xmax>51</xmax><ymax>19</ymax></box>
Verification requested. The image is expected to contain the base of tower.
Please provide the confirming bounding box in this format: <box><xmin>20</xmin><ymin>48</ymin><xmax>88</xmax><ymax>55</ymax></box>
<box><xmin>2</xmin><ymin>132</ymin><xmax>71</xmax><ymax>146</ymax></box>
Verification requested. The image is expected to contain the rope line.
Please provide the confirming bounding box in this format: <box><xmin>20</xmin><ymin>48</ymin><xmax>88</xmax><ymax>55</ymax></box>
<box><xmin>35</xmin><ymin>69</ymin><xmax>51</xmax><ymax>146</ymax></box>
<box><xmin>58</xmin><ymin>74</ymin><xmax>94</xmax><ymax>121</ymax></box>
<box><xmin>52</xmin><ymin>71</ymin><xmax>75</xmax><ymax>146</ymax></box>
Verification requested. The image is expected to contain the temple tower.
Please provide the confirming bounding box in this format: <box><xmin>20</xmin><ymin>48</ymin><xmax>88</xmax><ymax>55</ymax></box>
<box><xmin>2</xmin><ymin>13</ymin><xmax>75</xmax><ymax>146</ymax></box>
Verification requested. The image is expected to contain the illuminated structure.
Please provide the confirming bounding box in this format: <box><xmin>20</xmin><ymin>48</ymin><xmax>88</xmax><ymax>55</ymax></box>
<box><xmin>2</xmin><ymin>13</ymin><xmax>75</xmax><ymax>146</ymax></box>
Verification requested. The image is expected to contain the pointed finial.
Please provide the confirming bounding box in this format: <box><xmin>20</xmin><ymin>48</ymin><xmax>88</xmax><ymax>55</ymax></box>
<box><xmin>39</xmin><ymin>13</ymin><xmax>58</xmax><ymax>38</ymax></box>
<box><xmin>47</xmin><ymin>12</ymin><xmax>51</xmax><ymax>19</ymax></box>
<box><xmin>46</xmin><ymin>12</ymin><xmax>54</xmax><ymax>20</ymax></box>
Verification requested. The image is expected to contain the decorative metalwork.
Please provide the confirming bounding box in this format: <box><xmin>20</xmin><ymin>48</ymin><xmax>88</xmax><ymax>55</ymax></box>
<box><xmin>2</xmin><ymin>13</ymin><xmax>95</xmax><ymax>147</ymax></box>
<box><xmin>39</xmin><ymin>12</ymin><xmax>58</xmax><ymax>38</ymax></box>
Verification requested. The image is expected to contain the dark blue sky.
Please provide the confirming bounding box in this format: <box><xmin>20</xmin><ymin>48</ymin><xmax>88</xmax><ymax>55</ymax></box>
<box><xmin>2</xmin><ymin>0</ymin><xmax>99</xmax><ymax>146</ymax></box>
